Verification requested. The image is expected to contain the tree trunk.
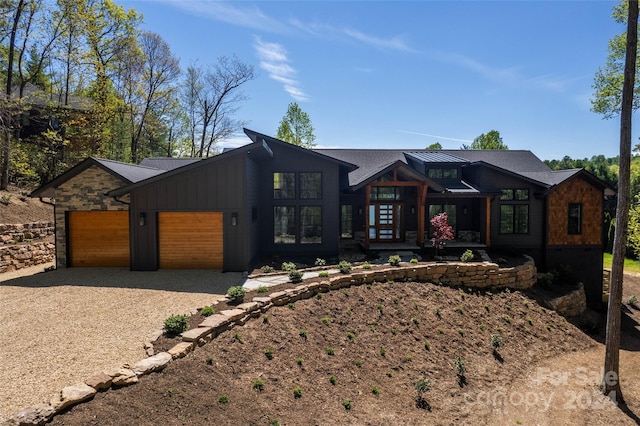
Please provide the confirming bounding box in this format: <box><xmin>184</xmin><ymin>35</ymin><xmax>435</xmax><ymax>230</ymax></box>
<box><xmin>602</xmin><ymin>0</ymin><xmax>639</xmax><ymax>404</ymax></box>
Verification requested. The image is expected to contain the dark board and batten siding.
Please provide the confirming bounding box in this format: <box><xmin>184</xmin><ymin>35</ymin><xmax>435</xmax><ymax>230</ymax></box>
<box><xmin>129</xmin><ymin>154</ymin><xmax>249</xmax><ymax>271</ymax></box>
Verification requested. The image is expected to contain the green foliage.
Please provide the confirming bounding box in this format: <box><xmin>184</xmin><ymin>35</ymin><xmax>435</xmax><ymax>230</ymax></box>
<box><xmin>293</xmin><ymin>386</ymin><xmax>302</xmax><ymax>398</ymax></box>
<box><xmin>415</xmin><ymin>377</ymin><xmax>431</xmax><ymax>395</ymax></box>
<box><xmin>338</xmin><ymin>260</ymin><xmax>352</xmax><ymax>274</ymax></box>
<box><xmin>388</xmin><ymin>254</ymin><xmax>401</xmax><ymax>266</ymax></box>
<box><xmin>289</xmin><ymin>270</ymin><xmax>303</xmax><ymax>283</ymax></box>
<box><xmin>206</xmin><ymin>357</ymin><xmax>213</xmax><ymax>365</ymax></box>
<box><xmin>268</xmin><ymin>419</ymin><xmax>279</xmax><ymax>426</ymax></box>
<box><xmin>455</xmin><ymin>356</ymin><xmax>466</xmax><ymax>377</ymax></box>
<box><xmin>200</xmin><ymin>306</ymin><xmax>214</xmax><ymax>317</ymax></box>
<box><xmin>462</xmin><ymin>130</ymin><xmax>508</xmax><ymax>150</ymax></box>
<box><xmin>299</xmin><ymin>329</ymin><xmax>307</xmax><ymax>339</ymax></box>
<box><xmin>386</xmin><ymin>371</ymin><xmax>393</xmax><ymax>377</ymax></box>
<box><xmin>163</xmin><ymin>314</ymin><xmax>189</xmax><ymax>335</ymax></box>
<box><xmin>329</xmin><ymin>375</ymin><xmax>337</xmax><ymax>385</ymax></box>
<box><xmin>325</xmin><ymin>346</ymin><xmax>335</xmax><ymax>355</ymax></box>
<box><xmin>232</xmin><ymin>333</ymin><xmax>243</xmax><ymax>343</ymax></box>
<box><xmin>264</xmin><ymin>348</ymin><xmax>274</xmax><ymax>360</ymax></box>
<box><xmin>296</xmin><ymin>357</ymin><xmax>303</xmax><ymax>366</ymax></box>
<box><xmin>218</xmin><ymin>395</ymin><xmax>229</xmax><ymax>403</ymax></box>
<box><xmin>252</xmin><ymin>379</ymin><xmax>265</xmax><ymax>391</ymax></box>
<box><xmin>343</xmin><ymin>399</ymin><xmax>352</xmax><ymax>410</ymax></box>
<box><xmin>347</xmin><ymin>331</ymin><xmax>355</xmax><ymax>341</ymax></box>
<box><xmin>371</xmin><ymin>385</ymin><xmax>380</xmax><ymax>396</ymax></box>
<box><xmin>628</xmin><ymin>294</ymin><xmax>638</xmax><ymax>306</ymax></box>
<box><xmin>362</xmin><ymin>262</ymin><xmax>372</xmax><ymax>269</ymax></box>
<box><xmin>257</xmin><ymin>285</ymin><xmax>269</xmax><ymax>293</ymax></box>
<box><xmin>380</xmin><ymin>346</ymin><xmax>386</xmax><ymax>356</ymax></box>
<box><xmin>276</xmin><ymin>102</ymin><xmax>316</xmax><ymax>148</ymax></box>
<box><xmin>227</xmin><ymin>286</ymin><xmax>246</xmax><ymax>303</ymax></box>
<box><xmin>537</xmin><ymin>272</ymin><xmax>555</xmax><ymax>288</ymax></box>
<box><xmin>491</xmin><ymin>334</ymin><xmax>503</xmax><ymax>350</ymax></box>
<box><xmin>412</xmin><ymin>317</ymin><xmax>420</xmax><ymax>325</ymax></box>
<box><xmin>427</xmin><ymin>142</ymin><xmax>442</xmax><ymax>149</ymax></box>
<box><xmin>460</xmin><ymin>250</ymin><xmax>474</xmax><ymax>262</ymax></box>
<box><xmin>261</xmin><ymin>265</ymin><xmax>274</xmax><ymax>273</ymax></box>
<box><xmin>318</xmin><ymin>271</ymin><xmax>329</xmax><ymax>278</ymax></box>
<box><xmin>321</xmin><ymin>316</ymin><xmax>331</xmax><ymax>326</ymax></box>
<box><xmin>0</xmin><ymin>194</ymin><xmax>11</xmax><ymax>205</ymax></box>
<box><xmin>424</xmin><ymin>340</ymin><xmax>431</xmax><ymax>350</ymax></box>
<box><xmin>410</xmin><ymin>257</ymin><xmax>419</xmax><ymax>264</ymax></box>
<box><xmin>354</xmin><ymin>359</ymin><xmax>363</xmax><ymax>367</ymax></box>
<box><xmin>281</xmin><ymin>261</ymin><xmax>297</xmax><ymax>271</ymax></box>
<box><xmin>315</xmin><ymin>257</ymin><xmax>326</xmax><ymax>266</ymax></box>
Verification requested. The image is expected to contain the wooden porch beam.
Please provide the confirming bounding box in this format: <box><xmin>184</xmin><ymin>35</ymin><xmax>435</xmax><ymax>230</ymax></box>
<box><xmin>417</xmin><ymin>183</ymin><xmax>428</xmax><ymax>247</ymax></box>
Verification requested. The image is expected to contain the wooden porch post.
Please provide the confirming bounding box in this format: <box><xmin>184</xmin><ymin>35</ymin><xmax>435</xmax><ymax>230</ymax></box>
<box><xmin>365</xmin><ymin>184</ymin><xmax>371</xmax><ymax>250</ymax></box>
<box><xmin>485</xmin><ymin>196</ymin><xmax>491</xmax><ymax>247</ymax></box>
<box><xmin>417</xmin><ymin>183</ymin><xmax>428</xmax><ymax>247</ymax></box>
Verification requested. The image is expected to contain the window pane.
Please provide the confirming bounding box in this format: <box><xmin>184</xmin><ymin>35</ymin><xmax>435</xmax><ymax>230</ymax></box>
<box><xmin>341</xmin><ymin>205</ymin><xmax>353</xmax><ymax>238</ymax></box>
<box><xmin>500</xmin><ymin>205</ymin><xmax>514</xmax><ymax>233</ymax></box>
<box><xmin>300</xmin><ymin>172</ymin><xmax>321</xmax><ymax>199</ymax></box>
<box><xmin>274</xmin><ymin>207</ymin><xmax>296</xmax><ymax>243</ymax></box>
<box><xmin>515</xmin><ymin>189</ymin><xmax>529</xmax><ymax>201</ymax></box>
<box><xmin>568</xmin><ymin>203</ymin><xmax>582</xmax><ymax>234</ymax></box>
<box><xmin>301</xmin><ymin>207</ymin><xmax>322</xmax><ymax>244</ymax></box>
<box><xmin>500</xmin><ymin>189</ymin><xmax>513</xmax><ymax>201</ymax></box>
<box><xmin>515</xmin><ymin>205</ymin><xmax>529</xmax><ymax>234</ymax></box>
<box><xmin>274</xmin><ymin>173</ymin><xmax>295</xmax><ymax>199</ymax></box>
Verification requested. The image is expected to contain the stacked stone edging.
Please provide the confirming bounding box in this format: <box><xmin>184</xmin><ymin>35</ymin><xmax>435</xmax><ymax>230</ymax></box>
<box><xmin>0</xmin><ymin>222</ymin><xmax>54</xmax><ymax>245</ymax></box>
<box><xmin>5</xmin><ymin>257</ymin><xmax>537</xmax><ymax>425</ymax></box>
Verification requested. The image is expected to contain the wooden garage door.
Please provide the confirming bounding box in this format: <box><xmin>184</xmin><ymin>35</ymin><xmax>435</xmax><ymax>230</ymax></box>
<box><xmin>68</xmin><ymin>211</ymin><xmax>130</xmax><ymax>267</ymax></box>
<box><xmin>158</xmin><ymin>212</ymin><xmax>223</xmax><ymax>269</ymax></box>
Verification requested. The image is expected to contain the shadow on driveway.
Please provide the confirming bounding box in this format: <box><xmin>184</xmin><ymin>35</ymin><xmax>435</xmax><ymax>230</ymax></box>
<box><xmin>0</xmin><ymin>267</ymin><xmax>245</xmax><ymax>295</ymax></box>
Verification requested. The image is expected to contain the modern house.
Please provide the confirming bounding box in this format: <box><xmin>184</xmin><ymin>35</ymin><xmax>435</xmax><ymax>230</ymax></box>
<box><xmin>31</xmin><ymin>128</ymin><xmax>612</xmax><ymax>308</ymax></box>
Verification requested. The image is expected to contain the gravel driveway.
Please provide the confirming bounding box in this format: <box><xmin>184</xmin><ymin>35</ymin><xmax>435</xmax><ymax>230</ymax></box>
<box><xmin>0</xmin><ymin>265</ymin><xmax>243</xmax><ymax>421</ymax></box>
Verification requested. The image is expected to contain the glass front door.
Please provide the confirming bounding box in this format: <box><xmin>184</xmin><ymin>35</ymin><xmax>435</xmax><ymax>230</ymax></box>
<box><xmin>369</xmin><ymin>204</ymin><xmax>403</xmax><ymax>242</ymax></box>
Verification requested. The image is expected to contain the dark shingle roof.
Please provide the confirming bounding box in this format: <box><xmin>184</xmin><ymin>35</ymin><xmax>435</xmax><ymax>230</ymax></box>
<box><xmin>313</xmin><ymin>149</ymin><xmax>408</xmax><ymax>187</ymax></box>
<box><xmin>93</xmin><ymin>158</ymin><xmax>165</xmax><ymax>182</ymax></box>
<box><xmin>139</xmin><ymin>158</ymin><xmax>202</xmax><ymax>171</ymax></box>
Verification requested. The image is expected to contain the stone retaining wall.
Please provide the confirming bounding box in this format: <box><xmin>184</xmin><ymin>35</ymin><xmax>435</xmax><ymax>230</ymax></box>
<box><xmin>0</xmin><ymin>222</ymin><xmax>53</xmax><ymax>245</ymax></box>
<box><xmin>5</xmin><ymin>257</ymin><xmax>537</xmax><ymax>425</ymax></box>
<box><xmin>0</xmin><ymin>222</ymin><xmax>55</xmax><ymax>274</ymax></box>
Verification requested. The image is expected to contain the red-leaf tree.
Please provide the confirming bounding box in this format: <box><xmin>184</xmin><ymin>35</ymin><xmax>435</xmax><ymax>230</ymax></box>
<box><xmin>430</xmin><ymin>212</ymin><xmax>454</xmax><ymax>256</ymax></box>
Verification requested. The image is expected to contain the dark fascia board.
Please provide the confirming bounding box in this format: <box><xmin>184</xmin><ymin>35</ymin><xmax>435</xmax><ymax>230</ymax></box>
<box><xmin>30</xmin><ymin>157</ymin><xmax>133</xmax><ymax>198</ymax></box>
<box><xmin>543</xmin><ymin>168</ymin><xmax>616</xmax><ymax>196</ymax></box>
<box><xmin>350</xmin><ymin>160</ymin><xmax>445</xmax><ymax>192</ymax></box>
<box><xmin>108</xmin><ymin>140</ymin><xmax>271</xmax><ymax>197</ymax></box>
<box><xmin>463</xmin><ymin>161</ymin><xmax>551</xmax><ymax>189</ymax></box>
<box><xmin>243</xmin><ymin>128</ymin><xmax>358</xmax><ymax>172</ymax></box>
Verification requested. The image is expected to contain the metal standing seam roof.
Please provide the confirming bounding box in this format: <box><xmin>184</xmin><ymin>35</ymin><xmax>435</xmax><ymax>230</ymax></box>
<box><xmin>404</xmin><ymin>151</ymin><xmax>468</xmax><ymax>163</ymax></box>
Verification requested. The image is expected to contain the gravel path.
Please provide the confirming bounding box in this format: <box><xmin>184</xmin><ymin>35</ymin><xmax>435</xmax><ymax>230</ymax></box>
<box><xmin>0</xmin><ymin>266</ymin><xmax>243</xmax><ymax>421</ymax></box>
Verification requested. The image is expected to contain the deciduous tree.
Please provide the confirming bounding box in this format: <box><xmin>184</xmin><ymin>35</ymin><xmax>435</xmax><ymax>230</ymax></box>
<box><xmin>461</xmin><ymin>130</ymin><xmax>507</xmax><ymax>150</ymax></box>
<box><xmin>276</xmin><ymin>102</ymin><xmax>316</xmax><ymax>148</ymax></box>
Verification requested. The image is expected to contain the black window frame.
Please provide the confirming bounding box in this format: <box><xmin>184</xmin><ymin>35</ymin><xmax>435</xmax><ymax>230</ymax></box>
<box><xmin>300</xmin><ymin>206</ymin><xmax>322</xmax><ymax>244</ymax></box>
<box><xmin>300</xmin><ymin>172</ymin><xmax>322</xmax><ymax>199</ymax></box>
<box><xmin>568</xmin><ymin>203</ymin><xmax>582</xmax><ymax>235</ymax></box>
<box><xmin>273</xmin><ymin>172</ymin><xmax>296</xmax><ymax>200</ymax></box>
<box><xmin>274</xmin><ymin>206</ymin><xmax>296</xmax><ymax>244</ymax></box>
<box><xmin>499</xmin><ymin>204</ymin><xmax>529</xmax><ymax>234</ymax></box>
<box><xmin>340</xmin><ymin>205</ymin><xmax>353</xmax><ymax>239</ymax></box>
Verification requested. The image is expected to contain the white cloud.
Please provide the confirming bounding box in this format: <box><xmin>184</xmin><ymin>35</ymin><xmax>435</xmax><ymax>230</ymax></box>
<box><xmin>254</xmin><ymin>37</ymin><xmax>309</xmax><ymax>102</ymax></box>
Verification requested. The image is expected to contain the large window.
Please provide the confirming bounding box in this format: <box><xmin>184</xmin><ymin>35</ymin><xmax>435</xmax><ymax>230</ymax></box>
<box><xmin>274</xmin><ymin>173</ymin><xmax>295</xmax><ymax>199</ymax></box>
<box><xmin>300</xmin><ymin>172</ymin><xmax>321</xmax><ymax>199</ymax></box>
<box><xmin>428</xmin><ymin>168</ymin><xmax>458</xmax><ymax>179</ymax></box>
<box><xmin>568</xmin><ymin>203</ymin><xmax>582</xmax><ymax>235</ymax></box>
<box><xmin>301</xmin><ymin>207</ymin><xmax>322</xmax><ymax>244</ymax></box>
<box><xmin>500</xmin><ymin>205</ymin><xmax>529</xmax><ymax>234</ymax></box>
<box><xmin>274</xmin><ymin>207</ymin><xmax>296</xmax><ymax>243</ymax></box>
<box><xmin>500</xmin><ymin>189</ymin><xmax>529</xmax><ymax>201</ymax></box>
<box><xmin>370</xmin><ymin>186</ymin><xmax>402</xmax><ymax>201</ymax></box>
<box><xmin>341</xmin><ymin>205</ymin><xmax>353</xmax><ymax>238</ymax></box>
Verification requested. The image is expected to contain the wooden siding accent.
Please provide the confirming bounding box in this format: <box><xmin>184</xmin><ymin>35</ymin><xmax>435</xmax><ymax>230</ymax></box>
<box><xmin>547</xmin><ymin>176</ymin><xmax>602</xmax><ymax>246</ymax></box>
<box><xmin>158</xmin><ymin>212</ymin><xmax>223</xmax><ymax>269</ymax></box>
<box><xmin>68</xmin><ymin>211</ymin><xmax>130</xmax><ymax>267</ymax></box>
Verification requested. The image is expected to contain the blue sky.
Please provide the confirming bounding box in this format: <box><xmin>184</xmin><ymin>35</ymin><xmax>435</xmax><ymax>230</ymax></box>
<box><xmin>120</xmin><ymin>0</ymin><xmax>627</xmax><ymax>161</ymax></box>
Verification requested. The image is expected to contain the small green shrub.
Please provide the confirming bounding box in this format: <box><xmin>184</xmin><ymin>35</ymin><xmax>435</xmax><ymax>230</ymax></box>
<box><xmin>491</xmin><ymin>333</ymin><xmax>503</xmax><ymax>350</ymax></box>
<box><xmin>200</xmin><ymin>306</ymin><xmax>214</xmax><ymax>317</ymax></box>
<box><xmin>163</xmin><ymin>314</ymin><xmax>189</xmax><ymax>336</ymax></box>
<box><xmin>315</xmin><ymin>258</ymin><xmax>326</xmax><ymax>267</ymax></box>
<box><xmin>435</xmin><ymin>308</ymin><xmax>441</xmax><ymax>318</ymax></box>
<box><xmin>262</xmin><ymin>315</ymin><xmax>270</xmax><ymax>324</ymax></box>
<box><xmin>370</xmin><ymin>325</ymin><xmax>376</xmax><ymax>332</ymax></box>
<box><xmin>377</xmin><ymin>304</ymin><xmax>384</xmax><ymax>314</ymax></box>
<box><xmin>354</xmin><ymin>359</ymin><xmax>363</xmax><ymax>367</ymax></box>
<box><xmin>296</xmin><ymin>357</ymin><xmax>303</xmax><ymax>366</ymax></box>
<box><xmin>289</xmin><ymin>270</ymin><xmax>303</xmax><ymax>283</ymax></box>
<box><xmin>371</xmin><ymin>386</ymin><xmax>380</xmax><ymax>396</ymax></box>
<box><xmin>0</xmin><ymin>194</ymin><xmax>11</xmax><ymax>205</ymax></box>
<box><xmin>362</xmin><ymin>262</ymin><xmax>372</xmax><ymax>269</ymax></box>
<box><xmin>281</xmin><ymin>261</ymin><xmax>297</xmax><ymax>271</ymax></box>
<box><xmin>456</xmin><ymin>307</ymin><xmax>464</xmax><ymax>314</ymax></box>
<box><xmin>264</xmin><ymin>348</ymin><xmax>274</xmax><ymax>360</ymax></box>
<box><xmin>318</xmin><ymin>271</ymin><xmax>329</xmax><ymax>278</ymax></box>
<box><xmin>299</xmin><ymin>329</ymin><xmax>307</xmax><ymax>339</ymax></box>
<box><xmin>232</xmin><ymin>333</ymin><xmax>243</xmax><ymax>343</ymax></box>
<box><xmin>218</xmin><ymin>395</ymin><xmax>229</xmax><ymax>403</ymax></box>
<box><xmin>455</xmin><ymin>356</ymin><xmax>466</xmax><ymax>377</ymax></box>
<box><xmin>321</xmin><ymin>316</ymin><xmax>331</xmax><ymax>326</ymax></box>
<box><xmin>460</xmin><ymin>250</ymin><xmax>474</xmax><ymax>262</ymax></box>
<box><xmin>346</xmin><ymin>308</ymin><xmax>352</xmax><ymax>316</ymax></box>
<box><xmin>386</xmin><ymin>371</ymin><xmax>393</xmax><ymax>377</ymax></box>
<box><xmin>316</xmin><ymin>292</ymin><xmax>324</xmax><ymax>299</ymax></box>
<box><xmin>393</xmin><ymin>297</ymin><xmax>399</xmax><ymax>304</ymax></box>
<box><xmin>458</xmin><ymin>329</ymin><xmax>464</xmax><ymax>337</ymax></box>
<box><xmin>206</xmin><ymin>357</ymin><xmax>213</xmax><ymax>365</ymax></box>
<box><xmin>227</xmin><ymin>286</ymin><xmax>246</xmax><ymax>303</ymax></box>
<box><xmin>338</xmin><ymin>260</ymin><xmax>352</xmax><ymax>274</ymax></box>
<box><xmin>343</xmin><ymin>399</ymin><xmax>352</xmax><ymax>410</ymax></box>
<box><xmin>410</xmin><ymin>257</ymin><xmax>419</xmax><ymax>264</ymax></box>
<box><xmin>252</xmin><ymin>379</ymin><xmax>265</xmax><ymax>391</ymax></box>
<box><xmin>405</xmin><ymin>354</ymin><xmax>413</xmax><ymax>362</ymax></box>
<box><xmin>537</xmin><ymin>272</ymin><xmax>554</xmax><ymax>288</ymax></box>
<box><xmin>257</xmin><ymin>285</ymin><xmax>269</xmax><ymax>293</ymax></box>
<box><xmin>347</xmin><ymin>331</ymin><xmax>355</xmax><ymax>341</ymax></box>
<box><xmin>325</xmin><ymin>346</ymin><xmax>335</xmax><ymax>355</ymax></box>
<box><xmin>288</xmin><ymin>302</ymin><xmax>295</xmax><ymax>310</ymax></box>
<box><xmin>388</xmin><ymin>254</ymin><xmax>401</xmax><ymax>266</ymax></box>
<box><xmin>412</xmin><ymin>317</ymin><xmax>420</xmax><ymax>325</ymax></box>
<box><xmin>261</xmin><ymin>265</ymin><xmax>274</xmax><ymax>273</ymax></box>
<box><xmin>415</xmin><ymin>376</ymin><xmax>431</xmax><ymax>410</ymax></box>
<box><xmin>268</xmin><ymin>419</ymin><xmax>279</xmax><ymax>426</ymax></box>
<box><xmin>628</xmin><ymin>294</ymin><xmax>638</xmax><ymax>306</ymax></box>
<box><xmin>424</xmin><ymin>340</ymin><xmax>431</xmax><ymax>350</ymax></box>
<box><xmin>293</xmin><ymin>386</ymin><xmax>302</xmax><ymax>398</ymax></box>
<box><xmin>329</xmin><ymin>375</ymin><xmax>337</xmax><ymax>385</ymax></box>
<box><xmin>380</xmin><ymin>347</ymin><xmax>386</xmax><ymax>356</ymax></box>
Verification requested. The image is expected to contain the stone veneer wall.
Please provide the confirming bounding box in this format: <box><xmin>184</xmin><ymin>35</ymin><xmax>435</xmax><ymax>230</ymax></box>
<box><xmin>54</xmin><ymin>166</ymin><xmax>130</xmax><ymax>267</ymax></box>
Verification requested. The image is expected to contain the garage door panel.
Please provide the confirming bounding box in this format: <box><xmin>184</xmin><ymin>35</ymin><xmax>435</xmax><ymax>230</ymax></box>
<box><xmin>68</xmin><ymin>211</ymin><xmax>130</xmax><ymax>267</ymax></box>
<box><xmin>158</xmin><ymin>212</ymin><xmax>223</xmax><ymax>269</ymax></box>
